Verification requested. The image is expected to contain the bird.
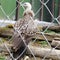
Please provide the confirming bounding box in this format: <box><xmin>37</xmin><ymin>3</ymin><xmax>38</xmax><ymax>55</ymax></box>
<box><xmin>12</xmin><ymin>2</ymin><xmax>39</xmax><ymax>58</ymax></box>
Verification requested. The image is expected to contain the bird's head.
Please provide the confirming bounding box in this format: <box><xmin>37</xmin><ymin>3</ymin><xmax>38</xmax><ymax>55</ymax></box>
<box><xmin>23</xmin><ymin>2</ymin><xmax>34</xmax><ymax>17</ymax></box>
<box><xmin>23</xmin><ymin>2</ymin><xmax>32</xmax><ymax>10</ymax></box>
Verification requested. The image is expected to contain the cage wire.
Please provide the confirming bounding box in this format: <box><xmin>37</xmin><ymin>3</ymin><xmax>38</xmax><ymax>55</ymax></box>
<box><xmin>0</xmin><ymin>0</ymin><xmax>60</xmax><ymax>60</ymax></box>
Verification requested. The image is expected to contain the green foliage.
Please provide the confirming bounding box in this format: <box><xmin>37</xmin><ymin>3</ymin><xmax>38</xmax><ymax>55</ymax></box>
<box><xmin>38</xmin><ymin>41</ymin><xmax>47</xmax><ymax>45</ymax></box>
<box><xmin>0</xmin><ymin>56</ymin><xmax>5</xmax><ymax>60</ymax></box>
<box><xmin>45</xmin><ymin>30</ymin><xmax>56</xmax><ymax>34</ymax></box>
<box><xmin>0</xmin><ymin>0</ymin><xmax>30</xmax><ymax>19</ymax></box>
<box><xmin>35</xmin><ymin>40</ymin><xmax>48</xmax><ymax>47</ymax></box>
<box><xmin>0</xmin><ymin>0</ymin><xmax>16</xmax><ymax>19</ymax></box>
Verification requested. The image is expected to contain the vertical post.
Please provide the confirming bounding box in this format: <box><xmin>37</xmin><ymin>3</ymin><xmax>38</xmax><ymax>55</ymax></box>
<box><xmin>30</xmin><ymin>0</ymin><xmax>32</xmax><ymax>4</ymax></box>
<box><xmin>40</xmin><ymin>0</ymin><xmax>44</xmax><ymax>21</ymax></box>
<box><xmin>52</xmin><ymin>0</ymin><xmax>54</xmax><ymax>21</ymax></box>
<box><xmin>54</xmin><ymin>0</ymin><xmax>59</xmax><ymax>18</ymax></box>
<box><xmin>58</xmin><ymin>0</ymin><xmax>60</xmax><ymax>21</ymax></box>
<box><xmin>15</xmin><ymin>0</ymin><xmax>20</xmax><ymax>21</ymax></box>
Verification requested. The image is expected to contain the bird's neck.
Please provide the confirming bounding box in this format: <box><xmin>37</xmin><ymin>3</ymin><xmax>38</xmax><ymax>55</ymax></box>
<box><xmin>23</xmin><ymin>8</ymin><xmax>34</xmax><ymax>18</ymax></box>
<box><xmin>25</xmin><ymin>7</ymin><xmax>31</xmax><ymax>11</ymax></box>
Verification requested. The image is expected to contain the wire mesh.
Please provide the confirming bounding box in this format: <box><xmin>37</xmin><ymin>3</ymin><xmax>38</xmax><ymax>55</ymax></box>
<box><xmin>0</xmin><ymin>0</ymin><xmax>60</xmax><ymax>60</ymax></box>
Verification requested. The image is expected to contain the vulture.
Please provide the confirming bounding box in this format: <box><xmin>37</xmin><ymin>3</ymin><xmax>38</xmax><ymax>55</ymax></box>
<box><xmin>12</xmin><ymin>2</ymin><xmax>39</xmax><ymax>57</ymax></box>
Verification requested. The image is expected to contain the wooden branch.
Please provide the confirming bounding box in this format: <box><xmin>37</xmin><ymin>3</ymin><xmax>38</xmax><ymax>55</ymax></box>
<box><xmin>43</xmin><ymin>25</ymin><xmax>60</xmax><ymax>32</ymax></box>
<box><xmin>33</xmin><ymin>33</ymin><xmax>60</xmax><ymax>41</ymax></box>
<box><xmin>51</xmin><ymin>38</ymin><xmax>60</xmax><ymax>49</ymax></box>
<box><xmin>0</xmin><ymin>27</ymin><xmax>13</xmax><ymax>37</ymax></box>
<box><xmin>27</xmin><ymin>45</ymin><xmax>60</xmax><ymax>60</ymax></box>
<box><xmin>34</xmin><ymin>20</ymin><xmax>60</xmax><ymax>32</ymax></box>
<box><xmin>1</xmin><ymin>42</ymin><xmax>60</xmax><ymax>60</ymax></box>
<box><xmin>0</xmin><ymin>27</ymin><xmax>60</xmax><ymax>42</ymax></box>
<box><xmin>54</xmin><ymin>38</ymin><xmax>60</xmax><ymax>41</ymax></box>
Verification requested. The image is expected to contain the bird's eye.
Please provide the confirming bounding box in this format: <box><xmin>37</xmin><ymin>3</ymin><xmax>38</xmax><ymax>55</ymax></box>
<box><xmin>24</xmin><ymin>4</ymin><xmax>27</xmax><ymax>5</ymax></box>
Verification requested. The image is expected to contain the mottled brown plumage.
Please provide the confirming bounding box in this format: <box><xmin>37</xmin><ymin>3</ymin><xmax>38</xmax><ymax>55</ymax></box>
<box><xmin>12</xmin><ymin>2</ymin><xmax>39</xmax><ymax>52</ymax></box>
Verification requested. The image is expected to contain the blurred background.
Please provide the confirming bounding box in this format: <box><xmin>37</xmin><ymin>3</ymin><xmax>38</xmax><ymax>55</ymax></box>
<box><xmin>0</xmin><ymin>0</ymin><xmax>60</xmax><ymax>22</ymax></box>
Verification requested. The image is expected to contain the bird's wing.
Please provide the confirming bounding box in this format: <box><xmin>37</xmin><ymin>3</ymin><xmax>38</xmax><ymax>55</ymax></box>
<box><xmin>12</xmin><ymin>15</ymin><xmax>31</xmax><ymax>51</ymax></box>
<box><xmin>12</xmin><ymin>15</ymin><xmax>39</xmax><ymax>52</ymax></box>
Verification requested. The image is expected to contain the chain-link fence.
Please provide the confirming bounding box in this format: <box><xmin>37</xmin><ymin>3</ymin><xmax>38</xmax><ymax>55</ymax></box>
<box><xmin>0</xmin><ymin>0</ymin><xmax>60</xmax><ymax>60</ymax></box>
